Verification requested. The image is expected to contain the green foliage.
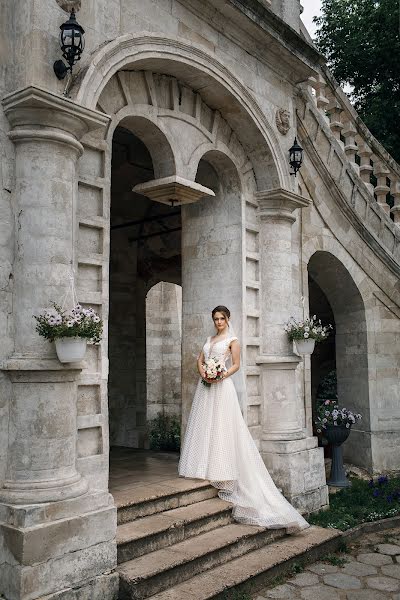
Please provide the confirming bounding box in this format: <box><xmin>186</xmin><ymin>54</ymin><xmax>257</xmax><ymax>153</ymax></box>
<box><xmin>284</xmin><ymin>316</ymin><xmax>333</xmax><ymax>342</ymax></box>
<box><xmin>314</xmin><ymin>0</ymin><xmax>400</xmax><ymax>163</ymax></box>
<box><xmin>220</xmin><ymin>590</ymin><xmax>252</xmax><ymax>600</ymax></box>
<box><xmin>34</xmin><ymin>302</ymin><xmax>102</xmax><ymax>343</ymax></box>
<box><xmin>148</xmin><ymin>413</ymin><xmax>181</xmax><ymax>451</ymax></box>
<box><xmin>291</xmin><ymin>562</ymin><xmax>304</xmax><ymax>574</ymax></box>
<box><xmin>323</xmin><ymin>553</ymin><xmax>348</xmax><ymax>566</ymax></box>
<box><xmin>309</xmin><ymin>475</ymin><xmax>400</xmax><ymax>530</ymax></box>
<box><xmin>316</xmin><ymin>370</ymin><xmax>337</xmax><ymax>400</ymax></box>
<box><xmin>315</xmin><ymin>400</ymin><xmax>361</xmax><ymax>432</ymax></box>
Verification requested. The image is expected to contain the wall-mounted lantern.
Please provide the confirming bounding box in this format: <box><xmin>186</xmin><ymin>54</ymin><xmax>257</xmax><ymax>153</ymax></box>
<box><xmin>289</xmin><ymin>137</ymin><xmax>303</xmax><ymax>176</ymax></box>
<box><xmin>53</xmin><ymin>9</ymin><xmax>85</xmax><ymax>80</ymax></box>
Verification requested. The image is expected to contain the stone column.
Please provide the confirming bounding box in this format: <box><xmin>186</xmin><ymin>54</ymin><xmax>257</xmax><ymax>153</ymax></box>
<box><xmin>0</xmin><ymin>87</ymin><xmax>117</xmax><ymax>600</ymax></box>
<box><xmin>0</xmin><ymin>87</ymin><xmax>109</xmax><ymax>504</ymax></box>
<box><xmin>256</xmin><ymin>188</ymin><xmax>328</xmax><ymax>513</ymax></box>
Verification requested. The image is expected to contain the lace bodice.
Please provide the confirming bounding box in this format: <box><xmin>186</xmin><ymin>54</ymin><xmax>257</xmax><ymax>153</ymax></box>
<box><xmin>203</xmin><ymin>336</ymin><xmax>238</xmax><ymax>363</ymax></box>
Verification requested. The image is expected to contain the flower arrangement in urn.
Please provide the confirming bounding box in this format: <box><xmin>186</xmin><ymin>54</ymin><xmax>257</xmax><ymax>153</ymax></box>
<box><xmin>315</xmin><ymin>399</ymin><xmax>362</xmax><ymax>487</ymax></box>
<box><xmin>284</xmin><ymin>314</ymin><xmax>333</xmax><ymax>355</ymax></box>
<box><xmin>315</xmin><ymin>400</ymin><xmax>362</xmax><ymax>434</ymax></box>
<box><xmin>34</xmin><ymin>302</ymin><xmax>102</xmax><ymax>363</ymax></box>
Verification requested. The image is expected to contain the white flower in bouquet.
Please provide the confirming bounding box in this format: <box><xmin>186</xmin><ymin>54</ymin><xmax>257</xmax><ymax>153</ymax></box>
<box><xmin>202</xmin><ymin>356</ymin><xmax>225</xmax><ymax>387</ymax></box>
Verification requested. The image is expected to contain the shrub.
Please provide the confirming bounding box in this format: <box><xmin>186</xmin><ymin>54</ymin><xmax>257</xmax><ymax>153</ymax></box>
<box><xmin>148</xmin><ymin>413</ymin><xmax>181</xmax><ymax>451</ymax></box>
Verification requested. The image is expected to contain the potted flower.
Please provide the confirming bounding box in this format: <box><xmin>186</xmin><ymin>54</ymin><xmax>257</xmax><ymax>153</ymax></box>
<box><xmin>315</xmin><ymin>400</ymin><xmax>362</xmax><ymax>487</ymax></box>
<box><xmin>284</xmin><ymin>315</ymin><xmax>333</xmax><ymax>355</ymax></box>
<box><xmin>34</xmin><ymin>303</ymin><xmax>102</xmax><ymax>363</ymax></box>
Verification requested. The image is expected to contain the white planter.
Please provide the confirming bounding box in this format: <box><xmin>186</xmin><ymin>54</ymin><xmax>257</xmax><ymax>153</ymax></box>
<box><xmin>295</xmin><ymin>338</ymin><xmax>316</xmax><ymax>355</ymax></box>
<box><xmin>55</xmin><ymin>337</ymin><xmax>87</xmax><ymax>363</ymax></box>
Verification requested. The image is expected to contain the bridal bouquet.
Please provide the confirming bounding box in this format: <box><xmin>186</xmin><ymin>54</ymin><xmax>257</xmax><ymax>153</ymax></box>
<box><xmin>201</xmin><ymin>357</ymin><xmax>225</xmax><ymax>387</ymax></box>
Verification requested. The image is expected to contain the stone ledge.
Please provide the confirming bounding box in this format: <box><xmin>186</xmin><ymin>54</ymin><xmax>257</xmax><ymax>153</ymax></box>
<box><xmin>256</xmin><ymin>354</ymin><xmax>302</xmax><ymax>369</ymax></box>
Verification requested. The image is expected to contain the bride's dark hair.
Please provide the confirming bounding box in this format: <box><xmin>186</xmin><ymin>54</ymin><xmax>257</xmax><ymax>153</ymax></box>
<box><xmin>212</xmin><ymin>306</ymin><xmax>230</xmax><ymax>321</ymax></box>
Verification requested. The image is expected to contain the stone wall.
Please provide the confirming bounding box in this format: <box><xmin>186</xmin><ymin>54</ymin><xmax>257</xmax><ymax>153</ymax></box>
<box><xmin>146</xmin><ymin>281</ymin><xmax>182</xmax><ymax>422</ymax></box>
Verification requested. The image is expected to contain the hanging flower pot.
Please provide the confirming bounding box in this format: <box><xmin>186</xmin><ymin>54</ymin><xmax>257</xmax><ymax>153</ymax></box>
<box><xmin>55</xmin><ymin>337</ymin><xmax>87</xmax><ymax>363</ymax></box>
<box><xmin>294</xmin><ymin>338</ymin><xmax>316</xmax><ymax>355</ymax></box>
<box><xmin>284</xmin><ymin>313</ymin><xmax>333</xmax><ymax>356</ymax></box>
<box><xmin>34</xmin><ymin>302</ymin><xmax>102</xmax><ymax>364</ymax></box>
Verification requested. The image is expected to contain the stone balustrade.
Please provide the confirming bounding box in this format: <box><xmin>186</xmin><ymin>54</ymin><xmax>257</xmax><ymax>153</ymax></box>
<box><xmin>307</xmin><ymin>72</ymin><xmax>400</xmax><ymax>225</ymax></box>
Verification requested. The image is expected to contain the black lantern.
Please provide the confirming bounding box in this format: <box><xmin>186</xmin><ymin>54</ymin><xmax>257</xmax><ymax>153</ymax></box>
<box><xmin>53</xmin><ymin>9</ymin><xmax>85</xmax><ymax>80</ymax></box>
<box><xmin>289</xmin><ymin>137</ymin><xmax>303</xmax><ymax>176</ymax></box>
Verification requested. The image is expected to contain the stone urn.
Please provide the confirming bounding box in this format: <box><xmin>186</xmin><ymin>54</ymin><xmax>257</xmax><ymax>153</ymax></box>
<box><xmin>55</xmin><ymin>337</ymin><xmax>87</xmax><ymax>363</ymax></box>
<box><xmin>324</xmin><ymin>424</ymin><xmax>351</xmax><ymax>488</ymax></box>
<box><xmin>294</xmin><ymin>338</ymin><xmax>315</xmax><ymax>355</ymax></box>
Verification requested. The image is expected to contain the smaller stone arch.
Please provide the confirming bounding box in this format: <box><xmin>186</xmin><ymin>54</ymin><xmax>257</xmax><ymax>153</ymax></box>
<box><xmin>307</xmin><ymin>250</ymin><xmax>371</xmax><ymax>469</ymax></box>
<box><xmin>195</xmin><ymin>149</ymin><xmax>243</xmax><ymax>195</ymax></box>
<box><xmin>146</xmin><ymin>281</ymin><xmax>183</xmax><ymax>426</ymax></box>
<box><xmin>115</xmin><ymin>114</ymin><xmax>175</xmax><ymax>180</ymax></box>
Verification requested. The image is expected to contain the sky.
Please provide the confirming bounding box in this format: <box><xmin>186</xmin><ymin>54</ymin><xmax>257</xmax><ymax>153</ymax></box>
<box><xmin>300</xmin><ymin>0</ymin><xmax>322</xmax><ymax>38</ymax></box>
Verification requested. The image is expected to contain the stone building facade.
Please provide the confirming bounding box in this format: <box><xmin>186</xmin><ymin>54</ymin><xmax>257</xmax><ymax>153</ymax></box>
<box><xmin>0</xmin><ymin>0</ymin><xmax>400</xmax><ymax>599</ymax></box>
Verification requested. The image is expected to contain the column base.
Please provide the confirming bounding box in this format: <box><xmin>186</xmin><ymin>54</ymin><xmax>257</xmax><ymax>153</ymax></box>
<box><xmin>261</xmin><ymin>436</ymin><xmax>328</xmax><ymax>513</ymax></box>
<box><xmin>0</xmin><ymin>492</ymin><xmax>117</xmax><ymax>600</ymax></box>
<box><xmin>0</xmin><ymin>474</ymin><xmax>88</xmax><ymax>505</ymax></box>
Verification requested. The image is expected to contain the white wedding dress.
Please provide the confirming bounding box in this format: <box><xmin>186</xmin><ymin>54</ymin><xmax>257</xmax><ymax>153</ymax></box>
<box><xmin>178</xmin><ymin>335</ymin><xmax>309</xmax><ymax>531</ymax></box>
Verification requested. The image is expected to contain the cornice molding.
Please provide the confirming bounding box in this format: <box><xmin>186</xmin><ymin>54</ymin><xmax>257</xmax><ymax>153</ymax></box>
<box><xmin>256</xmin><ymin>187</ymin><xmax>311</xmax><ymax>222</ymax></box>
<box><xmin>2</xmin><ymin>86</ymin><xmax>110</xmax><ymax>141</ymax></box>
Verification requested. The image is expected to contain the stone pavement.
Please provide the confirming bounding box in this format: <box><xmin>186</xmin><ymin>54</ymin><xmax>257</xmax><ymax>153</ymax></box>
<box><xmin>255</xmin><ymin>526</ymin><xmax>400</xmax><ymax>600</ymax></box>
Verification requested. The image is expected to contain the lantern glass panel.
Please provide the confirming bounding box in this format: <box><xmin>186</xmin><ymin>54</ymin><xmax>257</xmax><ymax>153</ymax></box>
<box><xmin>62</xmin><ymin>29</ymin><xmax>74</xmax><ymax>46</ymax></box>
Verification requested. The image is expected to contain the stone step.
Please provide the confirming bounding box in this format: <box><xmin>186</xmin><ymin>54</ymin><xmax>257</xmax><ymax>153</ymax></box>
<box><xmin>118</xmin><ymin>522</ymin><xmax>287</xmax><ymax>599</ymax></box>
<box><xmin>117</xmin><ymin>497</ymin><xmax>233</xmax><ymax>563</ymax></box>
<box><xmin>115</xmin><ymin>478</ymin><xmax>218</xmax><ymax>525</ymax></box>
<box><xmin>148</xmin><ymin>526</ymin><xmax>341</xmax><ymax>600</ymax></box>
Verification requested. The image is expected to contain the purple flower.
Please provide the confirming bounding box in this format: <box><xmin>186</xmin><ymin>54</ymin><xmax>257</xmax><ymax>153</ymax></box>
<box><xmin>372</xmin><ymin>489</ymin><xmax>381</xmax><ymax>497</ymax></box>
<box><xmin>378</xmin><ymin>475</ymin><xmax>389</xmax><ymax>486</ymax></box>
<box><xmin>368</xmin><ymin>479</ymin><xmax>374</xmax><ymax>488</ymax></box>
<box><xmin>387</xmin><ymin>495</ymin><xmax>394</xmax><ymax>503</ymax></box>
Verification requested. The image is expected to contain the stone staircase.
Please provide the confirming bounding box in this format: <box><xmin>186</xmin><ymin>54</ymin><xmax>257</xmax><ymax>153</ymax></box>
<box><xmin>115</xmin><ymin>479</ymin><xmax>340</xmax><ymax>600</ymax></box>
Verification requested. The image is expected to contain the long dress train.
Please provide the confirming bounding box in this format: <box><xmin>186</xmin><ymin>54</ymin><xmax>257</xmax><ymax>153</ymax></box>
<box><xmin>178</xmin><ymin>335</ymin><xmax>309</xmax><ymax>531</ymax></box>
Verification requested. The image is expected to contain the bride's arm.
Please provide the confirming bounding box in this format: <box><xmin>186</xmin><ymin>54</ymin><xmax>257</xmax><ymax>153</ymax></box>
<box><xmin>222</xmin><ymin>340</ymin><xmax>240</xmax><ymax>379</ymax></box>
<box><xmin>197</xmin><ymin>350</ymin><xmax>206</xmax><ymax>379</ymax></box>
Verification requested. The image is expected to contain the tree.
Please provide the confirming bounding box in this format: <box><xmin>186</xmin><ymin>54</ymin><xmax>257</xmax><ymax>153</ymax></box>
<box><xmin>314</xmin><ymin>0</ymin><xmax>400</xmax><ymax>163</ymax></box>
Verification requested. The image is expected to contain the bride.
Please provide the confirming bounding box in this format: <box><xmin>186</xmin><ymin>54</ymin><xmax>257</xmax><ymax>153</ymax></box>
<box><xmin>178</xmin><ymin>305</ymin><xmax>309</xmax><ymax>532</ymax></box>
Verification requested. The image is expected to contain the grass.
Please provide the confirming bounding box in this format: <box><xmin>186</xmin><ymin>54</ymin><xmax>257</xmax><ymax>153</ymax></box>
<box><xmin>309</xmin><ymin>475</ymin><xmax>400</xmax><ymax>530</ymax></box>
<box><xmin>322</xmin><ymin>553</ymin><xmax>349</xmax><ymax>567</ymax></box>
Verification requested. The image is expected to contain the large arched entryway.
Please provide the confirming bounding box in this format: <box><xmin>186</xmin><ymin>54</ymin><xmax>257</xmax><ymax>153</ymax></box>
<box><xmin>73</xmin><ymin>41</ymin><xmax>282</xmax><ymax>499</ymax></box>
<box><xmin>308</xmin><ymin>251</ymin><xmax>370</xmax><ymax>469</ymax></box>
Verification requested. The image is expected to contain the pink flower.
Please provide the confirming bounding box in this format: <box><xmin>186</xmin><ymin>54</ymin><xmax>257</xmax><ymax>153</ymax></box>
<box><xmin>324</xmin><ymin>400</ymin><xmax>330</xmax><ymax>405</ymax></box>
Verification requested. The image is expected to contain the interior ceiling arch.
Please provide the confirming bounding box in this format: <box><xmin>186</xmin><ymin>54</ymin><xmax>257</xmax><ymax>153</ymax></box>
<box><xmin>76</xmin><ymin>35</ymin><xmax>285</xmax><ymax>190</ymax></box>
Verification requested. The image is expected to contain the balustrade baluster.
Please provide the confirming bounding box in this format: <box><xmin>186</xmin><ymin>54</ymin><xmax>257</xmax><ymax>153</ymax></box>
<box><xmin>342</xmin><ymin>120</ymin><xmax>359</xmax><ymax>174</ymax></box>
<box><xmin>373</xmin><ymin>161</ymin><xmax>391</xmax><ymax>215</ymax></box>
<box><xmin>326</xmin><ymin>97</ymin><xmax>344</xmax><ymax>147</ymax></box>
<box><xmin>357</xmin><ymin>141</ymin><xmax>374</xmax><ymax>195</ymax></box>
<box><xmin>391</xmin><ymin>178</ymin><xmax>400</xmax><ymax>224</ymax></box>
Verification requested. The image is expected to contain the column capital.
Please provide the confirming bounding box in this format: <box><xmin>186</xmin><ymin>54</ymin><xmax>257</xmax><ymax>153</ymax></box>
<box><xmin>256</xmin><ymin>188</ymin><xmax>311</xmax><ymax>222</ymax></box>
<box><xmin>2</xmin><ymin>85</ymin><xmax>110</xmax><ymax>144</ymax></box>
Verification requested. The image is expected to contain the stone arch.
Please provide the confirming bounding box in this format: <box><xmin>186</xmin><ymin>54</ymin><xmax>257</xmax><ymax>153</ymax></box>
<box><xmin>113</xmin><ymin>114</ymin><xmax>175</xmax><ymax>179</ymax></box>
<box><xmin>307</xmin><ymin>249</ymin><xmax>370</xmax><ymax>469</ymax></box>
<box><xmin>73</xmin><ymin>33</ymin><xmax>284</xmax><ymax>189</ymax></box>
<box><xmin>146</xmin><ymin>281</ymin><xmax>182</xmax><ymax>425</ymax></box>
<box><xmin>195</xmin><ymin>149</ymin><xmax>243</xmax><ymax>195</ymax></box>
